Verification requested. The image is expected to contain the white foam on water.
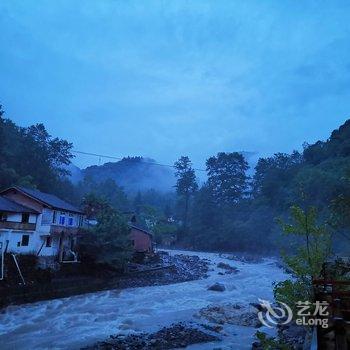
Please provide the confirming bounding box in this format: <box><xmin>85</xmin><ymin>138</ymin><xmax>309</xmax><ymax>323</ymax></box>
<box><xmin>0</xmin><ymin>250</ymin><xmax>287</xmax><ymax>350</ymax></box>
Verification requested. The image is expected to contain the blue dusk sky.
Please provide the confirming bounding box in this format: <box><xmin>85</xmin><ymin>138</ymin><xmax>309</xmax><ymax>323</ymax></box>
<box><xmin>1</xmin><ymin>1</ymin><xmax>350</xmax><ymax>169</ymax></box>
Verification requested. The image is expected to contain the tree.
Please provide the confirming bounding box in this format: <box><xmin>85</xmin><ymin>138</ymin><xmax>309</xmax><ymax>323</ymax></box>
<box><xmin>206</xmin><ymin>152</ymin><xmax>249</xmax><ymax>204</ymax></box>
<box><xmin>252</xmin><ymin>152</ymin><xmax>302</xmax><ymax>205</ymax></box>
<box><xmin>152</xmin><ymin>220</ymin><xmax>177</xmax><ymax>245</ymax></box>
<box><xmin>0</xmin><ymin>106</ymin><xmax>74</xmax><ymax>192</ymax></box>
<box><xmin>133</xmin><ymin>191</ymin><xmax>143</xmax><ymax>214</ymax></box>
<box><xmin>303</xmin><ymin>119</ymin><xmax>350</xmax><ymax>164</ymax></box>
<box><xmin>81</xmin><ymin>193</ymin><xmax>111</xmax><ymax>219</ymax></box>
<box><xmin>94</xmin><ymin>178</ymin><xmax>129</xmax><ymax>211</ymax></box>
<box><xmin>187</xmin><ymin>184</ymin><xmax>222</xmax><ymax>248</ymax></box>
<box><xmin>19</xmin><ymin>123</ymin><xmax>73</xmax><ymax>189</ymax></box>
<box><xmin>77</xmin><ymin>176</ymin><xmax>130</xmax><ymax>212</ymax></box>
<box><xmin>174</xmin><ymin>156</ymin><xmax>198</xmax><ymax>232</ymax></box>
<box><xmin>274</xmin><ymin>206</ymin><xmax>332</xmax><ymax>308</ymax></box>
<box><xmin>79</xmin><ymin>204</ymin><xmax>132</xmax><ymax>269</ymax></box>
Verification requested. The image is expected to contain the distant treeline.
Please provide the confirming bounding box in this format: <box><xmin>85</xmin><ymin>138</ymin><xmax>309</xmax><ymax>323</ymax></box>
<box><xmin>1</xmin><ymin>103</ymin><xmax>350</xmax><ymax>254</ymax></box>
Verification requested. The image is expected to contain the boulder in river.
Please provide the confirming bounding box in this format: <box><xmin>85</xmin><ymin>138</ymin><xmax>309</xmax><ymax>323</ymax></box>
<box><xmin>217</xmin><ymin>262</ymin><xmax>238</xmax><ymax>274</ymax></box>
<box><xmin>250</xmin><ymin>302</ymin><xmax>267</xmax><ymax>313</ymax></box>
<box><xmin>208</xmin><ymin>283</ymin><xmax>226</xmax><ymax>292</ymax></box>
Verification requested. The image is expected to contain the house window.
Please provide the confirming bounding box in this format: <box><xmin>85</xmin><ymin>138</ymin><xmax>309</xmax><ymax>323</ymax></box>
<box><xmin>59</xmin><ymin>212</ymin><xmax>66</xmax><ymax>225</ymax></box>
<box><xmin>52</xmin><ymin>211</ymin><xmax>57</xmax><ymax>224</ymax></box>
<box><xmin>78</xmin><ymin>215</ymin><xmax>84</xmax><ymax>227</ymax></box>
<box><xmin>46</xmin><ymin>236</ymin><xmax>52</xmax><ymax>247</ymax></box>
<box><xmin>68</xmin><ymin>213</ymin><xmax>74</xmax><ymax>226</ymax></box>
<box><xmin>21</xmin><ymin>235</ymin><xmax>29</xmax><ymax>246</ymax></box>
<box><xmin>21</xmin><ymin>213</ymin><xmax>30</xmax><ymax>223</ymax></box>
<box><xmin>0</xmin><ymin>212</ymin><xmax>7</xmax><ymax>222</ymax></box>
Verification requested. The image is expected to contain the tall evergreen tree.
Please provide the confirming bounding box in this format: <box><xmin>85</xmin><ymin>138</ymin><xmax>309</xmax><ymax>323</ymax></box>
<box><xmin>174</xmin><ymin>156</ymin><xmax>198</xmax><ymax>231</ymax></box>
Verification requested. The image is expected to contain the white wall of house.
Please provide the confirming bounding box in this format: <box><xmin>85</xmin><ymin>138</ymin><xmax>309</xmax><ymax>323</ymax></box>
<box><xmin>5</xmin><ymin>212</ymin><xmax>37</xmax><ymax>224</ymax></box>
<box><xmin>51</xmin><ymin>209</ymin><xmax>82</xmax><ymax>228</ymax></box>
<box><xmin>0</xmin><ymin>230</ymin><xmax>37</xmax><ymax>254</ymax></box>
<box><xmin>37</xmin><ymin>209</ymin><xmax>82</xmax><ymax>230</ymax></box>
<box><xmin>36</xmin><ymin>209</ymin><xmax>83</xmax><ymax>257</ymax></box>
<box><xmin>0</xmin><ymin>212</ymin><xmax>38</xmax><ymax>254</ymax></box>
<box><xmin>37</xmin><ymin>235</ymin><xmax>60</xmax><ymax>257</ymax></box>
<box><xmin>0</xmin><ymin>228</ymin><xmax>75</xmax><ymax>257</ymax></box>
<box><xmin>36</xmin><ymin>231</ymin><xmax>61</xmax><ymax>257</ymax></box>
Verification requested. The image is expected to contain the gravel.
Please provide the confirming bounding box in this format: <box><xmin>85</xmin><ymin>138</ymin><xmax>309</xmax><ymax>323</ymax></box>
<box><xmin>83</xmin><ymin>322</ymin><xmax>219</xmax><ymax>349</ymax></box>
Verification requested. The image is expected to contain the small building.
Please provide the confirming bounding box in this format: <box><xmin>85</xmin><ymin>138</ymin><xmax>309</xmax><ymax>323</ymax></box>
<box><xmin>0</xmin><ymin>186</ymin><xmax>85</xmax><ymax>262</ymax></box>
<box><xmin>129</xmin><ymin>224</ymin><xmax>154</xmax><ymax>254</ymax></box>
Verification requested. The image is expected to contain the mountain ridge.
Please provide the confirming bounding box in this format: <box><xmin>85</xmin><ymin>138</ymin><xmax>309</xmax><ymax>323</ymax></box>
<box><xmin>68</xmin><ymin>157</ymin><xmax>176</xmax><ymax>193</ymax></box>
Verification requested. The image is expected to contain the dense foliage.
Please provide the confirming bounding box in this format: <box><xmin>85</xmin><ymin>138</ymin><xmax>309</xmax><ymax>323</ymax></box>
<box><xmin>177</xmin><ymin>120</ymin><xmax>350</xmax><ymax>254</ymax></box>
<box><xmin>0</xmin><ymin>105</ymin><xmax>74</xmax><ymax>197</ymax></box>
<box><xmin>78</xmin><ymin>196</ymin><xmax>132</xmax><ymax>269</ymax></box>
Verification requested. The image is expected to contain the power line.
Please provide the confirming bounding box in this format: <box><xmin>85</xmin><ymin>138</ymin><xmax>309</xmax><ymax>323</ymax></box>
<box><xmin>72</xmin><ymin>150</ymin><xmax>206</xmax><ymax>172</ymax></box>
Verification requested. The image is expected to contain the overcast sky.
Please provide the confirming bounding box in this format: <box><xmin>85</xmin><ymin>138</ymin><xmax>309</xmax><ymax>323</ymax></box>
<box><xmin>1</xmin><ymin>1</ymin><xmax>350</xmax><ymax>169</ymax></box>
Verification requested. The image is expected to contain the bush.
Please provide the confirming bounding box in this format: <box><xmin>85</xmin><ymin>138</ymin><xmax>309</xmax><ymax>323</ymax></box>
<box><xmin>1</xmin><ymin>253</ymin><xmax>52</xmax><ymax>286</ymax></box>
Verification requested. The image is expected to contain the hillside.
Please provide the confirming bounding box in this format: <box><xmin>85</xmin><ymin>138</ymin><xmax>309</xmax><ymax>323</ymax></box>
<box><xmin>81</xmin><ymin>157</ymin><xmax>176</xmax><ymax>194</ymax></box>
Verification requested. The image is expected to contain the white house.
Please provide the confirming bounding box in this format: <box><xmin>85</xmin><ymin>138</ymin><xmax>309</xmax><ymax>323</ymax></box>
<box><xmin>0</xmin><ymin>186</ymin><xmax>85</xmax><ymax>262</ymax></box>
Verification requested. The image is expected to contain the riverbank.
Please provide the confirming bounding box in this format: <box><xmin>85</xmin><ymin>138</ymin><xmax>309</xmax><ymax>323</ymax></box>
<box><xmin>0</xmin><ymin>251</ymin><xmax>209</xmax><ymax>309</ymax></box>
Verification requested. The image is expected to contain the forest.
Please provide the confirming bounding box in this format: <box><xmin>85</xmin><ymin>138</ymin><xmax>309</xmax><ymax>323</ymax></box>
<box><xmin>1</xmin><ymin>103</ymin><xmax>350</xmax><ymax>255</ymax></box>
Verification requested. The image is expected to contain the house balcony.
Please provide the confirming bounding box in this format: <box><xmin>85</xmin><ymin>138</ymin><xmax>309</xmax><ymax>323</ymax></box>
<box><xmin>0</xmin><ymin>221</ymin><xmax>36</xmax><ymax>231</ymax></box>
<box><xmin>49</xmin><ymin>225</ymin><xmax>80</xmax><ymax>235</ymax></box>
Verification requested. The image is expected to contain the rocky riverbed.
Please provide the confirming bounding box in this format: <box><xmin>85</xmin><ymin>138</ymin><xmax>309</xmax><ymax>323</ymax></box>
<box><xmin>196</xmin><ymin>303</ymin><xmax>262</xmax><ymax>328</ymax></box>
<box><xmin>83</xmin><ymin>323</ymin><xmax>219</xmax><ymax>350</ymax></box>
<box><xmin>0</xmin><ymin>250</ymin><xmax>288</xmax><ymax>350</ymax></box>
<box><xmin>117</xmin><ymin>252</ymin><xmax>210</xmax><ymax>289</ymax></box>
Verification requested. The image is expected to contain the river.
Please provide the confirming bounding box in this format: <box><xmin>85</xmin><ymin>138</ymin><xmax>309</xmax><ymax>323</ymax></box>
<box><xmin>0</xmin><ymin>250</ymin><xmax>287</xmax><ymax>349</ymax></box>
